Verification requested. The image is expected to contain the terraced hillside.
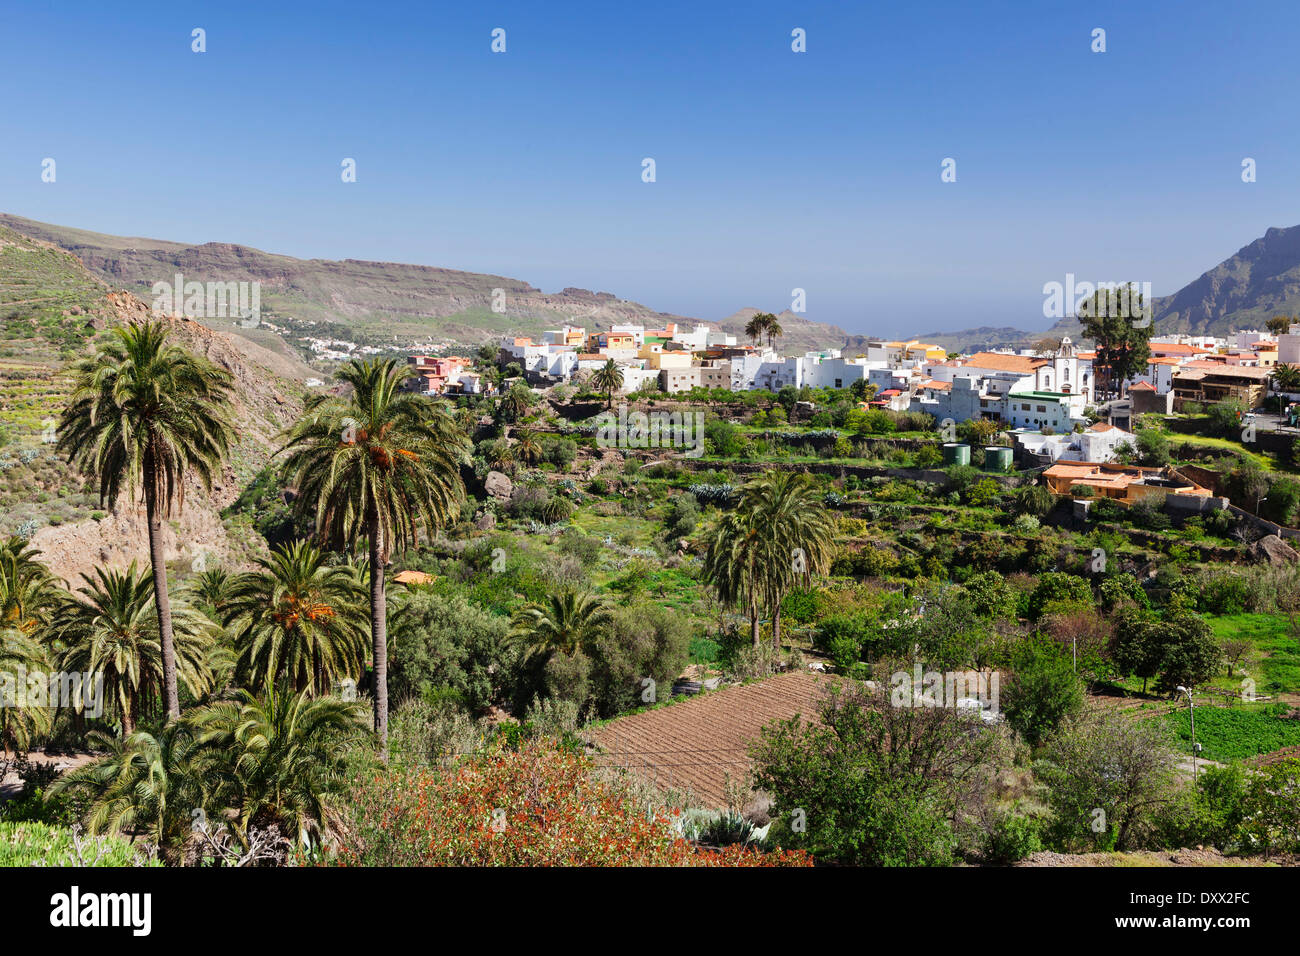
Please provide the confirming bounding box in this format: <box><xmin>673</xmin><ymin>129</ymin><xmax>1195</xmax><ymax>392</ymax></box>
<box><xmin>0</xmin><ymin>226</ymin><xmax>307</xmax><ymax>581</ymax></box>
<box><xmin>0</xmin><ymin>213</ymin><xmax>848</xmax><ymax>353</ymax></box>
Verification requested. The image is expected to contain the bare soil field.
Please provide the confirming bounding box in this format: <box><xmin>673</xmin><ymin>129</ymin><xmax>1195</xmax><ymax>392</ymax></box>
<box><xmin>585</xmin><ymin>670</ymin><xmax>839</xmax><ymax>808</ymax></box>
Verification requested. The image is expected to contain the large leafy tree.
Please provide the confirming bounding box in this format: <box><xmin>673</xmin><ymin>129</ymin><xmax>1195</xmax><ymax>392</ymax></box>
<box><xmin>280</xmin><ymin>357</ymin><xmax>467</xmax><ymax>757</ymax></box>
<box><xmin>58</xmin><ymin>322</ymin><xmax>234</xmax><ymax>721</ymax></box>
<box><xmin>49</xmin><ymin>563</ymin><xmax>215</xmax><ymax>734</ymax></box>
<box><xmin>1078</xmin><ymin>286</ymin><xmax>1152</xmax><ymax>400</ymax></box>
<box><xmin>590</xmin><ymin>359</ymin><xmax>624</xmax><ymax>409</ymax></box>
<box><xmin>223</xmin><ymin>540</ymin><xmax>368</xmax><ymax>696</ymax></box>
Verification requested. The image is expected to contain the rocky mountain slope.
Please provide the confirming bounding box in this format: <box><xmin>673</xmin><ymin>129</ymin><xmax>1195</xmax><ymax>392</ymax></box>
<box><xmin>0</xmin><ymin>214</ymin><xmax>846</xmax><ymax>353</ymax></box>
<box><xmin>0</xmin><ymin>225</ymin><xmax>304</xmax><ymax>582</ymax></box>
<box><xmin>896</xmin><ymin>225</ymin><xmax>1300</xmax><ymax>353</ymax></box>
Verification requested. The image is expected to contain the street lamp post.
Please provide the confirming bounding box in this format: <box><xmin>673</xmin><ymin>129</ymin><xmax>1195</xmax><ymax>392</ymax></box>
<box><xmin>1177</xmin><ymin>685</ymin><xmax>1197</xmax><ymax>784</ymax></box>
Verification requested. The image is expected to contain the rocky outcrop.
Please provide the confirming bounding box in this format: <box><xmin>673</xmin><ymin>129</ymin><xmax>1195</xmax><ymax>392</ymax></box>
<box><xmin>1247</xmin><ymin>534</ymin><xmax>1300</xmax><ymax>566</ymax></box>
<box><xmin>484</xmin><ymin>470</ymin><xmax>513</xmax><ymax>503</ymax></box>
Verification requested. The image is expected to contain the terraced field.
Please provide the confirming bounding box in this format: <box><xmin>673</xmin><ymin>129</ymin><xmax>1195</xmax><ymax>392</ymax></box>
<box><xmin>585</xmin><ymin>670</ymin><xmax>839</xmax><ymax>807</ymax></box>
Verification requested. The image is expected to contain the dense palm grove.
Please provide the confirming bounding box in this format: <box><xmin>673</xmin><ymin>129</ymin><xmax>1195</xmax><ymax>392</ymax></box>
<box><xmin>3</xmin><ymin>319</ymin><xmax>1300</xmax><ymax>866</ymax></box>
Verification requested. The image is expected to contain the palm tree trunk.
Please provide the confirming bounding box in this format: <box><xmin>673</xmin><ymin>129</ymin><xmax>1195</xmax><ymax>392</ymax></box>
<box><xmin>750</xmin><ymin>606</ymin><xmax>761</xmax><ymax>648</ymax></box>
<box><xmin>144</xmin><ymin>470</ymin><xmax>180</xmax><ymax>721</ymax></box>
<box><xmin>367</xmin><ymin>508</ymin><xmax>389</xmax><ymax>760</ymax></box>
<box><xmin>771</xmin><ymin>602</ymin><xmax>783</xmax><ymax>652</ymax></box>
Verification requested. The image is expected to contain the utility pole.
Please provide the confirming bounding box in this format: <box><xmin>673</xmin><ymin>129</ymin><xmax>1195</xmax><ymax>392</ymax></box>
<box><xmin>1177</xmin><ymin>685</ymin><xmax>1198</xmax><ymax>785</ymax></box>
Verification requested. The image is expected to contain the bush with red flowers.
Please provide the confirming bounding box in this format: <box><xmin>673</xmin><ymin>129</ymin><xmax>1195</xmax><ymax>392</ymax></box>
<box><xmin>331</xmin><ymin>740</ymin><xmax>809</xmax><ymax>867</ymax></box>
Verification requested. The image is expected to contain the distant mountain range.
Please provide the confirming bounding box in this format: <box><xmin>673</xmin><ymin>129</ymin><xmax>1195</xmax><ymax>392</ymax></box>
<box><xmin>904</xmin><ymin>225</ymin><xmax>1300</xmax><ymax>354</ymax></box>
<box><xmin>6</xmin><ymin>213</ymin><xmax>1299</xmax><ymax>359</ymax></box>
<box><xmin>0</xmin><ymin>214</ymin><xmax>847</xmax><ymax>354</ymax></box>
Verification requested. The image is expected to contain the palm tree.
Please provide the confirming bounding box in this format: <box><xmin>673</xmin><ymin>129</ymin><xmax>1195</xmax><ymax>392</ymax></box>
<box><xmin>1</xmin><ymin>625</ymin><xmax>52</xmax><ymax>767</ymax></box>
<box><xmin>188</xmin><ymin>566</ymin><xmax>234</xmax><ymax>619</ymax></box>
<box><xmin>702</xmin><ymin>509</ymin><xmax>764</xmax><ymax>647</ymax></box>
<box><xmin>590</xmin><ymin>359</ymin><xmax>624</xmax><ymax>409</ymax></box>
<box><xmin>188</xmin><ymin>686</ymin><xmax>364</xmax><ymax>849</ymax></box>
<box><xmin>50</xmin><ymin>723</ymin><xmax>206</xmax><ymax>864</ymax></box>
<box><xmin>58</xmin><ymin>322</ymin><xmax>234</xmax><ymax>721</ymax></box>
<box><xmin>497</xmin><ymin>382</ymin><xmax>533</xmax><ymax>423</ymax></box>
<box><xmin>280</xmin><ymin>357</ymin><xmax>467</xmax><ymax>757</ymax></box>
<box><xmin>702</xmin><ymin>472</ymin><xmax>836</xmax><ymax>651</ymax></box>
<box><xmin>744</xmin><ymin>313</ymin><xmax>770</xmax><ymax>348</ymax></box>
<box><xmin>1272</xmin><ymin>363</ymin><xmax>1300</xmax><ymax>397</ymax></box>
<box><xmin>223</xmin><ymin>540</ymin><xmax>367</xmax><ymax>696</ymax></box>
<box><xmin>49</xmin><ymin>563</ymin><xmax>215</xmax><ymax>734</ymax></box>
<box><xmin>510</xmin><ymin>590</ymin><xmax>612</xmax><ymax>660</ymax></box>
<box><xmin>739</xmin><ymin>472</ymin><xmax>835</xmax><ymax>650</ymax></box>
<box><xmin>766</xmin><ymin>318</ymin><xmax>784</xmax><ymax>351</ymax></box>
<box><xmin>0</xmin><ymin>536</ymin><xmax>58</xmax><ymax>635</ymax></box>
<box><xmin>516</xmin><ymin>430</ymin><xmax>543</xmax><ymax>466</ymax></box>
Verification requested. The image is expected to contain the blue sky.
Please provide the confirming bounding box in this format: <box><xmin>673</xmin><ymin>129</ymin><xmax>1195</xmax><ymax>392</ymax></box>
<box><xmin>2</xmin><ymin>0</ymin><xmax>1298</xmax><ymax>337</ymax></box>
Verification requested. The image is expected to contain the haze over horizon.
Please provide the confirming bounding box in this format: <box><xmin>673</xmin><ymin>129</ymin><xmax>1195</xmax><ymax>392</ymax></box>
<box><xmin>3</xmin><ymin>0</ymin><xmax>1299</xmax><ymax>338</ymax></box>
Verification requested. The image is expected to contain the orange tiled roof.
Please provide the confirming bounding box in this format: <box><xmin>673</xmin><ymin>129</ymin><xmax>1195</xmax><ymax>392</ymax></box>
<box><xmin>964</xmin><ymin>352</ymin><xmax>1048</xmax><ymax>374</ymax></box>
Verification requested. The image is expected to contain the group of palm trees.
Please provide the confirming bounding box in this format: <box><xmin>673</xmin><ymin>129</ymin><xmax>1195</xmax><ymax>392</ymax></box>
<box><xmin>701</xmin><ymin>471</ymin><xmax>836</xmax><ymax>651</ymax></box>
<box><xmin>8</xmin><ymin>321</ymin><xmax>469</xmax><ymax>762</ymax></box>
<box><xmin>744</xmin><ymin>312</ymin><xmax>784</xmax><ymax>350</ymax></box>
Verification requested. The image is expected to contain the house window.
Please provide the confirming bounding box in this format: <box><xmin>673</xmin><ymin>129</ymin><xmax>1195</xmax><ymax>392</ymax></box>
<box><xmin>1037</xmin><ymin>405</ymin><xmax>1046</xmax><ymax>412</ymax></box>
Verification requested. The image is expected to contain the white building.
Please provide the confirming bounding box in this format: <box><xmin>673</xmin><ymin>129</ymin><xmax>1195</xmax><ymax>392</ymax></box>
<box><xmin>1015</xmin><ymin>422</ymin><xmax>1136</xmax><ymax>463</ymax></box>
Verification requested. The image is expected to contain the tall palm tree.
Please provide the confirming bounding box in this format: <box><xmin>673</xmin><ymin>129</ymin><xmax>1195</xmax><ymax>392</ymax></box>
<box><xmin>744</xmin><ymin>313</ymin><xmax>770</xmax><ymax>348</ymax></box>
<box><xmin>280</xmin><ymin>357</ymin><xmax>466</xmax><ymax>756</ymax></box>
<box><xmin>49</xmin><ymin>563</ymin><xmax>215</xmax><ymax>734</ymax></box>
<box><xmin>510</xmin><ymin>590</ymin><xmax>613</xmax><ymax>659</ymax></box>
<box><xmin>58</xmin><ymin>322</ymin><xmax>234</xmax><ymax>721</ymax></box>
<box><xmin>702</xmin><ymin>472</ymin><xmax>836</xmax><ymax>651</ymax></box>
<box><xmin>0</xmin><ymin>536</ymin><xmax>58</xmax><ymax>635</ymax></box>
<box><xmin>765</xmin><ymin>318</ymin><xmax>784</xmax><ymax>351</ymax></box>
<box><xmin>590</xmin><ymin>359</ymin><xmax>624</xmax><ymax>409</ymax></box>
<box><xmin>739</xmin><ymin>472</ymin><xmax>835</xmax><ymax>650</ymax></box>
<box><xmin>223</xmin><ymin>540</ymin><xmax>367</xmax><ymax>696</ymax></box>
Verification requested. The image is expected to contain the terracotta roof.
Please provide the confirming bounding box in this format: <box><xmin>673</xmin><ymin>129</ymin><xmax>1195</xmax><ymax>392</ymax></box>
<box><xmin>1088</xmin><ymin>422</ymin><xmax>1118</xmax><ymax>432</ymax></box>
<box><xmin>1176</xmin><ymin>360</ymin><xmax>1272</xmax><ymax>381</ymax></box>
<box><xmin>1129</xmin><ymin>381</ymin><xmax>1156</xmax><ymax>391</ymax></box>
<box><xmin>393</xmin><ymin>570</ymin><xmax>435</xmax><ymax>585</ymax></box>
<box><xmin>919</xmin><ymin>379</ymin><xmax>952</xmax><ymax>391</ymax></box>
<box><xmin>1149</xmin><ymin>342</ymin><xmax>1212</xmax><ymax>355</ymax></box>
<box><xmin>963</xmin><ymin>352</ymin><xmax>1047</xmax><ymax>374</ymax></box>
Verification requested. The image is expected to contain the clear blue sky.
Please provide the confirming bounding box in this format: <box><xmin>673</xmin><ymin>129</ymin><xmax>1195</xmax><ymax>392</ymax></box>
<box><xmin>2</xmin><ymin>0</ymin><xmax>1297</xmax><ymax>337</ymax></box>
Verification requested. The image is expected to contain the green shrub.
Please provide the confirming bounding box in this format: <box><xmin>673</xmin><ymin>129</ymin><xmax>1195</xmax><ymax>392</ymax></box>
<box><xmin>0</xmin><ymin>822</ymin><xmax>158</xmax><ymax>866</ymax></box>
